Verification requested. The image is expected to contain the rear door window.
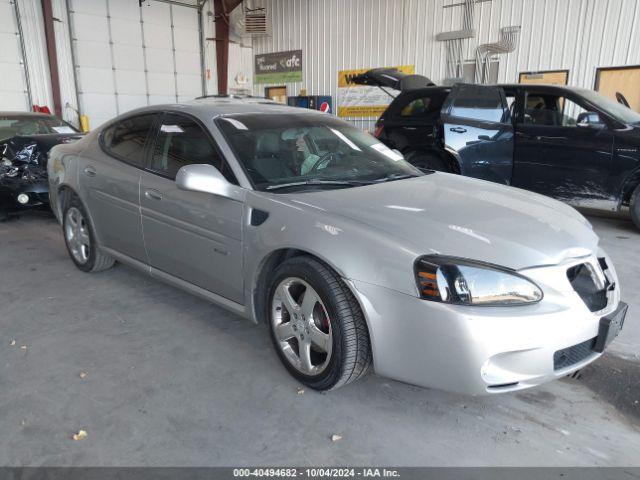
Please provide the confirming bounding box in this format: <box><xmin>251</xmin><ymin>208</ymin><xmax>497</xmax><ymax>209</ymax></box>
<box><xmin>102</xmin><ymin>114</ymin><xmax>156</xmax><ymax>167</ymax></box>
<box><xmin>400</xmin><ymin>98</ymin><xmax>433</xmax><ymax>117</ymax></box>
<box><xmin>149</xmin><ymin>113</ymin><xmax>237</xmax><ymax>183</ymax></box>
<box><xmin>449</xmin><ymin>85</ymin><xmax>509</xmax><ymax>123</ymax></box>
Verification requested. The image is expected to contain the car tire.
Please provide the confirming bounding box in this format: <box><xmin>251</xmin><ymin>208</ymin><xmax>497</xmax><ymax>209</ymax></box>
<box><xmin>62</xmin><ymin>196</ymin><xmax>115</xmax><ymax>273</ymax></box>
<box><xmin>267</xmin><ymin>256</ymin><xmax>372</xmax><ymax>390</ymax></box>
<box><xmin>631</xmin><ymin>184</ymin><xmax>640</xmax><ymax>230</ymax></box>
<box><xmin>406</xmin><ymin>150</ymin><xmax>450</xmax><ymax>173</ymax></box>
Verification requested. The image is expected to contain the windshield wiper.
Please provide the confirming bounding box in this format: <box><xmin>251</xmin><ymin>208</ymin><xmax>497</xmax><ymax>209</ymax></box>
<box><xmin>373</xmin><ymin>173</ymin><xmax>424</xmax><ymax>183</ymax></box>
<box><xmin>265</xmin><ymin>179</ymin><xmax>373</xmax><ymax>191</ymax></box>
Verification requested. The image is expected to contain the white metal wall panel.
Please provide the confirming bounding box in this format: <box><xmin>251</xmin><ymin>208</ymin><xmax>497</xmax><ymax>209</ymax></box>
<box><xmin>254</xmin><ymin>0</ymin><xmax>640</xmax><ymax>128</ymax></box>
<box><xmin>172</xmin><ymin>6</ymin><xmax>202</xmax><ymax>102</ymax></box>
<box><xmin>143</xmin><ymin>2</ymin><xmax>176</xmax><ymax>105</ymax></box>
<box><xmin>67</xmin><ymin>0</ymin><xmax>204</xmax><ymax>128</ymax></box>
<box><xmin>15</xmin><ymin>0</ymin><xmax>52</xmax><ymax>110</ymax></box>
<box><xmin>69</xmin><ymin>0</ymin><xmax>115</xmax><ymax>128</ymax></box>
<box><xmin>228</xmin><ymin>42</ymin><xmax>254</xmax><ymax>93</ymax></box>
<box><xmin>110</xmin><ymin>0</ymin><xmax>147</xmax><ymax>114</ymax></box>
<box><xmin>0</xmin><ymin>0</ymin><xmax>30</xmax><ymax>111</ymax></box>
<box><xmin>51</xmin><ymin>0</ymin><xmax>80</xmax><ymax>126</ymax></box>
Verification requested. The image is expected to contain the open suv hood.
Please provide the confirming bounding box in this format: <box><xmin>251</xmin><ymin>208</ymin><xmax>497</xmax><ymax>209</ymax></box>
<box><xmin>350</xmin><ymin>68</ymin><xmax>435</xmax><ymax>92</ymax></box>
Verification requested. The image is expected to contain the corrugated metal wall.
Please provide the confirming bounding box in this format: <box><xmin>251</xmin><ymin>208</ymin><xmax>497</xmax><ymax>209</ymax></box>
<box><xmin>5</xmin><ymin>0</ymin><xmax>640</xmax><ymax>129</ymax></box>
<box><xmin>13</xmin><ymin>0</ymin><xmax>53</xmax><ymax>110</ymax></box>
<box><xmin>252</xmin><ymin>0</ymin><xmax>640</xmax><ymax>129</ymax></box>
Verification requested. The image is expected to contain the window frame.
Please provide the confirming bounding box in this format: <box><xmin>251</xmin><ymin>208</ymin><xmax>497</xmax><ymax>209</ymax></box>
<box><xmin>518</xmin><ymin>88</ymin><xmax>612</xmax><ymax>129</ymax></box>
<box><xmin>386</xmin><ymin>88</ymin><xmax>450</xmax><ymax>122</ymax></box>
<box><xmin>145</xmin><ymin>110</ymin><xmax>239</xmax><ymax>185</ymax></box>
<box><xmin>444</xmin><ymin>85</ymin><xmax>512</xmax><ymax>125</ymax></box>
<box><xmin>399</xmin><ymin>97</ymin><xmax>433</xmax><ymax>118</ymax></box>
<box><xmin>99</xmin><ymin>113</ymin><xmax>159</xmax><ymax>169</ymax></box>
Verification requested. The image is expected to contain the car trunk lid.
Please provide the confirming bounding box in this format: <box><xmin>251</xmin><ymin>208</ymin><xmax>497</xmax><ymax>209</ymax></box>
<box><xmin>350</xmin><ymin>68</ymin><xmax>435</xmax><ymax>92</ymax></box>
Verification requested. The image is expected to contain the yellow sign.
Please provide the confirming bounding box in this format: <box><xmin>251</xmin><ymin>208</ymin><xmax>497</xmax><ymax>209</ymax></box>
<box><xmin>337</xmin><ymin>65</ymin><xmax>415</xmax><ymax>118</ymax></box>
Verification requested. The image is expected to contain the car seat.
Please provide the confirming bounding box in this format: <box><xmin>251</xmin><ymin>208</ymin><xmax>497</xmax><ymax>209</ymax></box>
<box><xmin>252</xmin><ymin>132</ymin><xmax>295</xmax><ymax>180</ymax></box>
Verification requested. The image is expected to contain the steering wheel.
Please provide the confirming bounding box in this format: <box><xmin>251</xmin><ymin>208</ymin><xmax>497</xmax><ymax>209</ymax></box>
<box><xmin>308</xmin><ymin>152</ymin><xmax>336</xmax><ymax>174</ymax></box>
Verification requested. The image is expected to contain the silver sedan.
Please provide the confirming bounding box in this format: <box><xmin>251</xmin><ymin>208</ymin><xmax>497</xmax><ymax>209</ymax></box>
<box><xmin>48</xmin><ymin>98</ymin><xmax>627</xmax><ymax>394</ymax></box>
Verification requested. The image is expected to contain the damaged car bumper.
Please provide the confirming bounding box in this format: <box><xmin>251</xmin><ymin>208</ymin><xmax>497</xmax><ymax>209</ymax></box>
<box><xmin>1</xmin><ymin>133</ymin><xmax>82</xmax><ymax>217</ymax></box>
<box><xmin>0</xmin><ymin>177</ymin><xmax>49</xmax><ymax>214</ymax></box>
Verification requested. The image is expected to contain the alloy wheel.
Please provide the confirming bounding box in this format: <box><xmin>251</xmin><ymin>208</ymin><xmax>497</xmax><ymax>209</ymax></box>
<box><xmin>65</xmin><ymin>206</ymin><xmax>91</xmax><ymax>264</ymax></box>
<box><xmin>271</xmin><ymin>277</ymin><xmax>333</xmax><ymax>376</ymax></box>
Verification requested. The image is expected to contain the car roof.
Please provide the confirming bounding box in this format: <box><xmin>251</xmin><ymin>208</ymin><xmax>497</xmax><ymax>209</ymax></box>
<box><xmin>98</xmin><ymin>96</ymin><xmax>327</xmax><ymax>129</ymax></box>
<box><xmin>0</xmin><ymin>111</ymin><xmax>56</xmax><ymax>118</ymax></box>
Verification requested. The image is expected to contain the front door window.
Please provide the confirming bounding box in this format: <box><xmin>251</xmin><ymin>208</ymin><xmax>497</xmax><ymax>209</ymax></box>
<box><xmin>523</xmin><ymin>94</ymin><xmax>588</xmax><ymax>127</ymax></box>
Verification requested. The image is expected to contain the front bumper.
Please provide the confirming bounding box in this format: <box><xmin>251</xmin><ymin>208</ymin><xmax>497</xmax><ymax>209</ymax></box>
<box><xmin>348</xmin><ymin>253</ymin><xmax>622</xmax><ymax>395</ymax></box>
<box><xmin>0</xmin><ymin>179</ymin><xmax>49</xmax><ymax>215</ymax></box>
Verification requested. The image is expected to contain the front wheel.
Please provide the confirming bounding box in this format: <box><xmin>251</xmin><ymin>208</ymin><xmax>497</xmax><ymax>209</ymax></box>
<box><xmin>631</xmin><ymin>184</ymin><xmax>640</xmax><ymax>230</ymax></box>
<box><xmin>267</xmin><ymin>256</ymin><xmax>372</xmax><ymax>390</ymax></box>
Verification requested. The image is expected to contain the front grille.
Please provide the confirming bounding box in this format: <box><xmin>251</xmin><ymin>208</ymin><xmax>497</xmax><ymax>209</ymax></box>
<box><xmin>567</xmin><ymin>261</ymin><xmax>608</xmax><ymax>312</ymax></box>
<box><xmin>553</xmin><ymin>337</ymin><xmax>596</xmax><ymax>370</ymax></box>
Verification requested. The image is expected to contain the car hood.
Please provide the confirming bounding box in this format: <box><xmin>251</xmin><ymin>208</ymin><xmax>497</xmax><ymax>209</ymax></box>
<box><xmin>282</xmin><ymin>174</ymin><xmax>598</xmax><ymax>270</ymax></box>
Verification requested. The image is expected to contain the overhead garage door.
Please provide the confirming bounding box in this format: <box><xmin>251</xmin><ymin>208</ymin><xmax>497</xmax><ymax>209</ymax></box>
<box><xmin>0</xmin><ymin>0</ymin><xmax>30</xmax><ymax>111</ymax></box>
<box><xmin>68</xmin><ymin>0</ymin><xmax>203</xmax><ymax>129</ymax></box>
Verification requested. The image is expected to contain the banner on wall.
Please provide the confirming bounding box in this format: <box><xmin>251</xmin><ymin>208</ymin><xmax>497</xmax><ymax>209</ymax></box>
<box><xmin>254</xmin><ymin>50</ymin><xmax>303</xmax><ymax>84</ymax></box>
<box><xmin>337</xmin><ymin>65</ymin><xmax>415</xmax><ymax>117</ymax></box>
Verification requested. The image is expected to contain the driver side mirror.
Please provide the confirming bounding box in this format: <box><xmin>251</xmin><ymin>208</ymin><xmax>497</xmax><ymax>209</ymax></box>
<box><xmin>176</xmin><ymin>164</ymin><xmax>243</xmax><ymax>201</ymax></box>
<box><xmin>577</xmin><ymin>111</ymin><xmax>605</xmax><ymax>129</ymax></box>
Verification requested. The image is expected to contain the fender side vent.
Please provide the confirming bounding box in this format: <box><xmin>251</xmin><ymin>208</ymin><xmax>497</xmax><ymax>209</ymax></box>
<box><xmin>250</xmin><ymin>209</ymin><xmax>269</xmax><ymax>226</ymax></box>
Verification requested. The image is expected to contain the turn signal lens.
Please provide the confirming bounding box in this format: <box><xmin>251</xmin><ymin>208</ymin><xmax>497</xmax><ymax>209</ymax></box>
<box><xmin>415</xmin><ymin>255</ymin><xmax>543</xmax><ymax>306</ymax></box>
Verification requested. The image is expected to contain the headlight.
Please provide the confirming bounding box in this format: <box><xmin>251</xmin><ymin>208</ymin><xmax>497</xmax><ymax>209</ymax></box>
<box><xmin>414</xmin><ymin>255</ymin><xmax>543</xmax><ymax>306</ymax></box>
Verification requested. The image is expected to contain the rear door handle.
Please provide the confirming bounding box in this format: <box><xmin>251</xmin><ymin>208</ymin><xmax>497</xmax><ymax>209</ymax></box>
<box><xmin>403</xmin><ymin>126</ymin><xmax>418</xmax><ymax>130</ymax></box>
<box><xmin>83</xmin><ymin>166</ymin><xmax>96</xmax><ymax>177</ymax></box>
<box><xmin>144</xmin><ymin>189</ymin><xmax>162</xmax><ymax>201</ymax></box>
<box><xmin>450</xmin><ymin>127</ymin><xmax>467</xmax><ymax>133</ymax></box>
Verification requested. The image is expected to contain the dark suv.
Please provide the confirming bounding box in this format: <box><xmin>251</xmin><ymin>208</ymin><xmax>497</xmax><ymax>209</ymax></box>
<box><xmin>355</xmin><ymin>69</ymin><xmax>640</xmax><ymax>229</ymax></box>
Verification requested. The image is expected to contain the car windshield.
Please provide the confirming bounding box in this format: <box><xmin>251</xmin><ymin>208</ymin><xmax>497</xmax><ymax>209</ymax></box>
<box><xmin>0</xmin><ymin>115</ymin><xmax>78</xmax><ymax>140</ymax></box>
<box><xmin>216</xmin><ymin>113</ymin><xmax>423</xmax><ymax>191</ymax></box>
<box><xmin>575</xmin><ymin>89</ymin><xmax>640</xmax><ymax>124</ymax></box>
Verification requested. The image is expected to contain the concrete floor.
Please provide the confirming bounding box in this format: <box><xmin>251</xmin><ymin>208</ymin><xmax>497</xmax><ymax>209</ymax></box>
<box><xmin>0</xmin><ymin>212</ymin><xmax>638</xmax><ymax>466</ymax></box>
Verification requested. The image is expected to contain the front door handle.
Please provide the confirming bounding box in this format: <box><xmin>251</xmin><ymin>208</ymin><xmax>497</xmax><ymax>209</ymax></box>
<box><xmin>450</xmin><ymin>127</ymin><xmax>467</xmax><ymax>133</ymax></box>
<box><xmin>403</xmin><ymin>126</ymin><xmax>418</xmax><ymax>131</ymax></box>
<box><xmin>83</xmin><ymin>166</ymin><xmax>96</xmax><ymax>177</ymax></box>
<box><xmin>144</xmin><ymin>189</ymin><xmax>162</xmax><ymax>201</ymax></box>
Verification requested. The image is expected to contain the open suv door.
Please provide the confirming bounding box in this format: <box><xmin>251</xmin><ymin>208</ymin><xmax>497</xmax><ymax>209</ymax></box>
<box><xmin>441</xmin><ymin>84</ymin><xmax>514</xmax><ymax>185</ymax></box>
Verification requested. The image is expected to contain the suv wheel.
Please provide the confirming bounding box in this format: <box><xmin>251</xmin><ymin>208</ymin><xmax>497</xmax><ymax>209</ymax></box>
<box><xmin>63</xmin><ymin>196</ymin><xmax>115</xmax><ymax>272</ymax></box>
<box><xmin>631</xmin><ymin>184</ymin><xmax>640</xmax><ymax>230</ymax></box>
<box><xmin>406</xmin><ymin>150</ymin><xmax>450</xmax><ymax>173</ymax></box>
<box><xmin>267</xmin><ymin>256</ymin><xmax>372</xmax><ymax>390</ymax></box>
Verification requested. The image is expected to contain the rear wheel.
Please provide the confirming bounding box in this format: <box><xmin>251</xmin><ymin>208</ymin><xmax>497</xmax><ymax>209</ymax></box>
<box><xmin>63</xmin><ymin>196</ymin><xmax>115</xmax><ymax>272</ymax></box>
<box><xmin>406</xmin><ymin>150</ymin><xmax>450</xmax><ymax>173</ymax></box>
<box><xmin>631</xmin><ymin>184</ymin><xmax>640</xmax><ymax>230</ymax></box>
<box><xmin>267</xmin><ymin>256</ymin><xmax>371</xmax><ymax>390</ymax></box>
